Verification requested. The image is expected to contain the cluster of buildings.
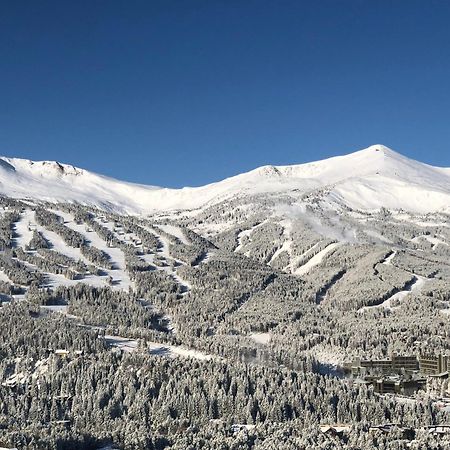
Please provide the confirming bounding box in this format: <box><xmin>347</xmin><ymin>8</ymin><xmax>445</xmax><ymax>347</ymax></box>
<box><xmin>320</xmin><ymin>423</ymin><xmax>450</xmax><ymax>441</ymax></box>
<box><xmin>419</xmin><ymin>354</ymin><xmax>450</xmax><ymax>375</ymax></box>
<box><xmin>347</xmin><ymin>353</ymin><xmax>450</xmax><ymax>395</ymax></box>
<box><xmin>351</xmin><ymin>353</ymin><xmax>450</xmax><ymax>376</ymax></box>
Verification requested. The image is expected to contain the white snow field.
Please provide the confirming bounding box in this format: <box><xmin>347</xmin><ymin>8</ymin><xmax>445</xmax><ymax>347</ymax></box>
<box><xmin>0</xmin><ymin>144</ymin><xmax>449</xmax><ymax>214</ymax></box>
<box><xmin>358</xmin><ymin>275</ymin><xmax>427</xmax><ymax>313</ymax></box>
<box><xmin>11</xmin><ymin>207</ymin><xmax>192</xmax><ymax>299</ymax></box>
<box><xmin>54</xmin><ymin>210</ymin><xmax>134</xmax><ymax>291</ymax></box>
<box><xmin>12</xmin><ymin>208</ymin><xmax>121</xmax><ymax>290</ymax></box>
<box><xmin>249</xmin><ymin>332</ymin><xmax>272</xmax><ymax>345</ymax></box>
<box><xmin>13</xmin><ymin>208</ymin><xmax>35</xmax><ymax>248</ymax></box>
<box><xmin>104</xmin><ymin>335</ymin><xmax>214</xmax><ymax>360</ymax></box>
<box><xmin>357</xmin><ymin>249</ymin><xmax>428</xmax><ymax>313</ymax></box>
<box><xmin>294</xmin><ymin>242</ymin><xmax>341</xmax><ymax>276</ymax></box>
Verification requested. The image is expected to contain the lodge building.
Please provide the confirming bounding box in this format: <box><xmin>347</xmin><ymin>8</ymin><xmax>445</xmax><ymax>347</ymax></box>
<box><xmin>351</xmin><ymin>353</ymin><xmax>449</xmax><ymax>377</ymax></box>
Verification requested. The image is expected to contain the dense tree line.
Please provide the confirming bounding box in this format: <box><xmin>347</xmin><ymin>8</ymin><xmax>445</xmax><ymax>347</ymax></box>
<box><xmin>0</xmin><ymin>200</ymin><xmax>449</xmax><ymax>448</ymax></box>
<box><xmin>0</xmin><ymin>210</ymin><xmax>20</xmax><ymax>250</ymax></box>
<box><xmin>25</xmin><ymin>229</ymin><xmax>50</xmax><ymax>250</ymax></box>
<box><xmin>0</xmin><ymin>301</ymin><xmax>448</xmax><ymax>449</ymax></box>
<box><xmin>0</xmin><ymin>251</ymin><xmax>44</xmax><ymax>286</ymax></box>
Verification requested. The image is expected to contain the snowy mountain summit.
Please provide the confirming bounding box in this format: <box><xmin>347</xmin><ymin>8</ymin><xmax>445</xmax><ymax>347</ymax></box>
<box><xmin>0</xmin><ymin>145</ymin><xmax>449</xmax><ymax>214</ymax></box>
<box><xmin>1</xmin><ymin>145</ymin><xmax>449</xmax><ymax>449</ymax></box>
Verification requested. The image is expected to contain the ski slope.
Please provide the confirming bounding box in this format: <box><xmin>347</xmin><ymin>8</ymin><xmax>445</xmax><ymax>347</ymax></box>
<box><xmin>54</xmin><ymin>210</ymin><xmax>134</xmax><ymax>290</ymax></box>
<box><xmin>294</xmin><ymin>242</ymin><xmax>341</xmax><ymax>276</ymax></box>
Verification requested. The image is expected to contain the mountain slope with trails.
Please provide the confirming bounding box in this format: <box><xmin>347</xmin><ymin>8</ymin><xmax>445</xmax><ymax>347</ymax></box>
<box><xmin>0</xmin><ymin>146</ymin><xmax>448</xmax><ymax>449</ymax></box>
<box><xmin>0</xmin><ymin>144</ymin><xmax>449</xmax><ymax>214</ymax></box>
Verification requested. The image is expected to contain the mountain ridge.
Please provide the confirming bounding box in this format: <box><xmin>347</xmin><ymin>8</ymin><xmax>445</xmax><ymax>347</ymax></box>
<box><xmin>1</xmin><ymin>144</ymin><xmax>449</xmax><ymax>214</ymax></box>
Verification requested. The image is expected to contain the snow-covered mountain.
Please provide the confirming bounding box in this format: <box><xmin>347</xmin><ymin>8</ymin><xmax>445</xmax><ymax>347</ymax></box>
<box><xmin>1</xmin><ymin>143</ymin><xmax>449</xmax><ymax>441</ymax></box>
<box><xmin>1</xmin><ymin>145</ymin><xmax>449</xmax><ymax>214</ymax></box>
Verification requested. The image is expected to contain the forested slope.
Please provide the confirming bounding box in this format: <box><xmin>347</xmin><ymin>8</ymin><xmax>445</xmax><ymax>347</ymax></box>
<box><xmin>0</xmin><ymin>191</ymin><xmax>448</xmax><ymax>449</ymax></box>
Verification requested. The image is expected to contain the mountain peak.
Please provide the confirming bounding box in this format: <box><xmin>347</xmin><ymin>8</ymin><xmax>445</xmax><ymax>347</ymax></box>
<box><xmin>0</xmin><ymin>157</ymin><xmax>85</xmax><ymax>177</ymax></box>
<box><xmin>0</xmin><ymin>145</ymin><xmax>448</xmax><ymax>214</ymax></box>
<box><xmin>343</xmin><ymin>144</ymin><xmax>412</xmax><ymax>161</ymax></box>
<box><xmin>242</xmin><ymin>144</ymin><xmax>408</xmax><ymax>185</ymax></box>
<box><xmin>363</xmin><ymin>144</ymin><xmax>394</xmax><ymax>153</ymax></box>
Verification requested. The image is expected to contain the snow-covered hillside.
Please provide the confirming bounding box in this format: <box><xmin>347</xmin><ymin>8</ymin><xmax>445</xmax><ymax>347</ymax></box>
<box><xmin>0</xmin><ymin>149</ymin><xmax>449</xmax><ymax>450</ymax></box>
<box><xmin>0</xmin><ymin>157</ymin><xmax>160</xmax><ymax>214</ymax></box>
<box><xmin>0</xmin><ymin>145</ymin><xmax>449</xmax><ymax>214</ymax></box>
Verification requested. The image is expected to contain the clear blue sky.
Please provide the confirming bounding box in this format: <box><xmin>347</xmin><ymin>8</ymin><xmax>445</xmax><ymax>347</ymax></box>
<box><xmin>1</xmin><ymin>1</ymin><xmax>450</xmax><ymax>187</ymax></box>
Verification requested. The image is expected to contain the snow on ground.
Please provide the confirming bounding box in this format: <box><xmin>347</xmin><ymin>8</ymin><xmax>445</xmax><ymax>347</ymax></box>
<box><xmin>40</xmin><ymin>304</ymin><xmax>79</xmax><ymax>320</ymax></box>
<box><xmin>0</xmin><ymin>271</ymin><xmax>13</xmax><ymax>284</ymax></box>
<box><xmin>294</xmin><ymin>242</ymin><xmax>341</xmax><ymax>276</ymax></box>
<box><xmin>235</xmin><ymin>222</ymin><xmax>264</xmax><ymax>253</ymax></box>
<box><xmin>230</xmin><ymin>424</ymin><xmax>256</xmax><ymax>433</ymax></box>
<box><xmin>382</xmin><ymin>276</ymin><xmax>427</xmax><ymax>307</ymax></box>
<box><xmin>13</xmin><ymin>255</ymin><xmax>107</xmax><ymax>290</ymax></box>
<box><xmin>104</xmin><ymin>335</ymin><xmax>215</xmax><ymax>360</ymax></box>
<box><xmin>195</xmin><ymin>221</ymin><xmax>232</xmax><ymax>237</ymax></box>
<box><xmin>392</xmin><ymin>213</ymin><xmax>450</xmax><ymax>228</ymax></box>
<box><xmin>54</xmin><ymin>210</ymin><xmax>133</xmax><ymax>291</ymax></box>
<box><xmin>143</xmin><ymin>225</ymin><xmax>172</xmax><ymax>258</ymax></box>
<box><xmin>1</xmin><ymin>206</ymin><xmax>230</xmax><ymax>299</ymax></box>
<box><xmin>170</xmin><ymin>272</ymin><xmax>191</xmax><ymax>293</ymax></box>
<box><xmin>359</xmin><ymin>275</ymin><xmax>427</xmax><ymax>313</ymax></box>
<box><xmin>357</xmin><ymin>248</ymin><xmax>429</xmax><ymax>313</ymax></box>
<box><xmin>381</xmin><ymin>250</ymin><xmax>397</xmax><ymax>265</ymax></box>
<box><xmin>93</xmin><ymin>217</ymin><xmax>144</xmax><ymax>251</ymax></box>
<box><xmin>40</xmin><ymin>304</ymin><xmax>66</xmax><ymax>314</ymax></box>
<box><xmin>268</xmin><ymin>239</ymin><xmax>292</xmax><ymax>266</ymax></box>
<box><xmin>148</xmin><ymin>342</ymin><xmax>214</xmax><ymax>360</ymax></box>
<box><xmin>249</xmin><ymin>332</ymin><xmax>271</xmax><ymax>345</ymax></box>
<box><xmin>104</xmin><ymin>335</ymin><xmax>139</xmax><ymax>353</ymax></box>
<box><xmin>141</xmin><ymin>225</ymin><xmax>192</xmax><ymax>293</ymax></box>
<box><xmin>288</xmin><ymin>242</ymin><xmax>320</xmax><ymax>273</ymax></box>
<box><xmin>12</xmin><ymin>209</ymin><xmax>111</xmax><ymax>289</ymax></box>
<box><xmin>46</xmin><ymin>272</ymin><xmax>108</xmax><ymax>289</ymax></box>
<box><xmin>158</xmin><ymin>224</ymin><xmax>189</xmax><ymax>244</ymax></box>
<box><xmin>200</xmin><ymin>250</ymin><xmax>216</xmax><ymax>263</ymax></box>
<box><xmin>411</xmin><ymin>235</ymin><xmax>449</xmax><ymax>248</ymax></box>
<box><xmin>307</xmin><ymin>345</ymin><xmax>347</xmax><ymax>367</ymax></box>
<box><xmin>392</xmin><ymin>395</ymin><xmax>418</xmax><ymax>405</ymax></box>
<box><xmin>30</xmin><ymin>212</ymin><xmax>91</xmax><ymax>263</ymax></box>
<box><xmin>91</xmin><ymin>219</ymin><xmax>191</xmax><ymax>294</ymax></box>
<box><xmin>13</xmin><ymin>208</ymin><xmax>35</xmax><ymax>248</ymax></box>
<box><xmin>41</xmin><ymin>228</ymin><xmax>90</xmax><ymax>263</ymax></box>
<box><xmin>364</xmin><ymin>229</ymin><xmax>394</xmax><ymax>244</ymax></box>
<box><xmin>93</xmin><ymin>219</ymin><xmax>192</xmax><ymax>292</ymax></box>
<box><xmin>0</xmin><ymin>145</ymin><xmax>449</xmax><ymax>214</ymax></box>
